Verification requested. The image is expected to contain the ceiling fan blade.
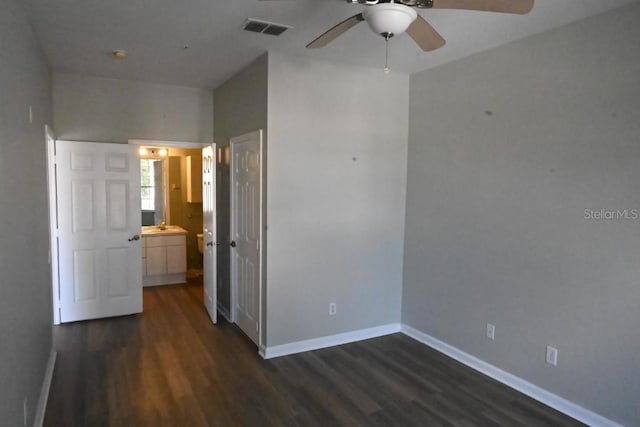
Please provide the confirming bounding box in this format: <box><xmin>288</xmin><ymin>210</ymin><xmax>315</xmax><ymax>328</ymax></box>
<box><xmin>406</xmin><ymin>15</ymin><xmax>446</xmax><ymax>51</ymax></box>
<box><xmin>430</xmin><ymin>0</ymin><xmax>534</xmax><ymax>14</ymax></box>
<box><xmin>306</xmin><ymin>13</ymin><xmax>365</xmax><ymax>48</ymax></box>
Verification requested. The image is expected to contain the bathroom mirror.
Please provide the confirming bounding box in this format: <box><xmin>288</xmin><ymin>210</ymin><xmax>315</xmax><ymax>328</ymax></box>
<box><xmin>140</xmin><ymin>158</ymin><xmax>166</xmax><ymax>226</ymax></box>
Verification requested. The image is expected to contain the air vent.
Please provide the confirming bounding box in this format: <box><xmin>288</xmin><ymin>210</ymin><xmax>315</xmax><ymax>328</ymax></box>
<box><xmin>243</xmin><ymin>19</ymin><xmax>291</xmax><ymax>36</ymax></box>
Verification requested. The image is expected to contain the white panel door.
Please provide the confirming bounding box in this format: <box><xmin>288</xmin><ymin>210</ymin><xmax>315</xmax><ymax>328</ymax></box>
<box><xmin>56</xmin><ymin>141</ymin><xmax>142</xmax><ymax>322</ymax></box>
<box><xmin>230</xmin><ymin>131</ymin><xmax>262</xmax><ymax>345</ymax></box>
<box><xmin>202</xmin><ymin>144</ymin><xmax>217</xmax><ymax>324</ymax></box>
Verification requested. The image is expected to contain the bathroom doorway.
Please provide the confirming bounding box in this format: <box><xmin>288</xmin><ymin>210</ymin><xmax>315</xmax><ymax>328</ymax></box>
<box><xmin>134</xmin><ymin>142</ymin><xmax>209</xmax><ymax>280</ymax></box>
<box><xmin>132</xmin><ymin>139</ymin><xmax>217</xmax><ymax>322</ymax></box>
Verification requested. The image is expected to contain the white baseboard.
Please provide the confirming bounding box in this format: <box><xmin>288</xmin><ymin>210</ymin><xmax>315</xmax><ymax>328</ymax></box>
<box><xmin>261</xmin><ymin>323</ymin><xmax>401</xmax><ymax>359</ymax></box>
<box><xmin>248</xmin><ymin>321</ymin><xmax>621</xmax><ymax>426</ymax></box>
<box><xmin>34</xmin><ymin>349</ymin><xmax>57</xmax><ymax>427</ymax></box>
<box><xmin>258</xmin><ymin>344</ymin><xmax>267</xmax><ymax>359</ymax></box>
<box><xmin>401</xmin><ymin>324</ymin><xmax>622</xmax><ymax>427</ymax></box>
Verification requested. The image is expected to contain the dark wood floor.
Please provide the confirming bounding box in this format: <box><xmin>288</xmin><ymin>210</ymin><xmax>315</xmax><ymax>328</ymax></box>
<box><xmin>45</xmin><ymin>282</ymin><xmax>584</xmax><ymax>427</ymax></box>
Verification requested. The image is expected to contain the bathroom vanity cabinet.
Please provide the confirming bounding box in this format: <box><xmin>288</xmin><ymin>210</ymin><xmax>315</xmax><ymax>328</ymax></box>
<box><xmin>142</xmin><ymin>226</ymin><xmax>187</xmax><ymax>286</ymax></box>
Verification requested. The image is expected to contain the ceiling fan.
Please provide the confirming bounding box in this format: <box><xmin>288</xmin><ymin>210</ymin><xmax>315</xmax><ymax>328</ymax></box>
<box><xmin>307</xmin><ymin>0</ymin><xmax>534</xmax><ymax>52</ymax></box>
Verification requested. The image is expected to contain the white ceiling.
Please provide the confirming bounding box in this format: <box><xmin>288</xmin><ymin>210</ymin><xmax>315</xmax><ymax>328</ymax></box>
<box><xmin>24</xmin><ymin>0</ymin><xmax>637</xmax><ymax>89</ymax></box>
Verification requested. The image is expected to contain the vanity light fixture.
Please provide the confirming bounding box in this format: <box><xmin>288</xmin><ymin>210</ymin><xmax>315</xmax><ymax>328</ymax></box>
<box><xmin>139</xmin><ymin>147</ymin><xmax>168</xmax><ymax>158</ymax></box>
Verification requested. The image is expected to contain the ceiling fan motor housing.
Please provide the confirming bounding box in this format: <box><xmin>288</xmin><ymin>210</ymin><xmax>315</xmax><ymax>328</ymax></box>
<box><xmin>362</xmin><ymin>3</ymin><xmax>418</xmax><ymax>38</ymax></box>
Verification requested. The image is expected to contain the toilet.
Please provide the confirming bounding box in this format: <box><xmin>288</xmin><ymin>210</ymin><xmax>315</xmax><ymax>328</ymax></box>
<box><xmin>196</xmin><ymin>233</ymin><xmax>204</xmax><ymax>254</ymax></box>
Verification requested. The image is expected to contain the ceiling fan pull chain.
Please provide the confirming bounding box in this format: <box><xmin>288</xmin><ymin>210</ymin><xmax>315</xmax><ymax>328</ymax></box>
<box><xmin>384</xmin><ymin>34</ymin><xmax>391</xmax><ymax>74</ymax></box>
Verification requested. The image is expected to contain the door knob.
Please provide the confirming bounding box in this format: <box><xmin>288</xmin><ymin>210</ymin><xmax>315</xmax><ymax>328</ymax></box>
<box><xmin>230</xmin><ymin>241</ymin><xmax>237</xmax><ymax>248</ymax></box>
<box><xmin>128</xmin><ymin>234</ymin><xmax>140</xmax><ymax>241</ymax></box>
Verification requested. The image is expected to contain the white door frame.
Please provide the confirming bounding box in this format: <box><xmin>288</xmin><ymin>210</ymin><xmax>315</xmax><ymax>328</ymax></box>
<box><xmin>230</xmin><ymin>130</ymin><xmax>265</xmax><ymax>349</ymax></box>
<box><xmin>45</xmin><ymin>127</ymin><xmax>61</xmax><ymax>324</ymax></box>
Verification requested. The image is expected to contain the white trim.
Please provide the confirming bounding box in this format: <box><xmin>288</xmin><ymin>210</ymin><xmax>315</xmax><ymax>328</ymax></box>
<box><xmin>261</xmin><ymin>323</ymin><xmax>401</xmax><ymax>359</ymax></box>
<box><xmin>34</xmin><ymin>350</ymin><xmax>57</xmax><ymax>427</ymax></box>
<box><xmin>401</xmin><ymin>324</ymin><xmax>622</xmax><ymax>427</ymax></box>
<box><xmin>128</xmin><ymin>139</ymin><xmax>208</xmax><ymax>149</ymax></box>
<box><xmin>258</xmin><ymin>345</ymin><xmax>267</xmax><ymax>359</ymax></box>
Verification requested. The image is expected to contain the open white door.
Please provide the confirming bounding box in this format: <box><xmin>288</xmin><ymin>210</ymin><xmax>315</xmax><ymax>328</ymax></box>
<box><xmin>230</xmin><ymin>131</ymin><xmax>263</xmax><ymax>346</ymax></box>
<box><xmin>46</xmin><ymin>126</ymin><xmax>61</xmax><ymax>324</ymax></box>
<box><xmin>202</xmin><ymin>144</ymin><xmax>217</xmax><ymax>324</ymax></box>
<box><xmin>55</xmin><ymin>140</ymin><xmax>142</xmax><ymax>322</ymax></box>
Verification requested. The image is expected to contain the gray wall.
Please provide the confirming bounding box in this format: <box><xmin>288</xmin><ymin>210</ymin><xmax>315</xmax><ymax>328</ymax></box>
<box><xmin>213</xmin><ymin>54</ymin><xmax>268</xmax><ymax>317</ymax></box>
<box><xmin>403</xmin><ymin>4</ymin><xmax>640</xmax><ymax>426</ymax></box>
<box><xmin>53</xmin><ymin>73</ymin><xmax>213</xmax><ymax>143</ymax></box>
<box><xmin>266</xmin><ymin>51</ymin><xmax>409</xmax><ymax>346</ymax></box>
<box><xmin>0</xmin><ymin>0</ymin><xmax>53</xmax><ymax>424</ymax></box>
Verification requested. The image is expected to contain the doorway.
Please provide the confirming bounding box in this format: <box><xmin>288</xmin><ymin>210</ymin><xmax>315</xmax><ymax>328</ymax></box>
<box><xmin>133</xmin><ymin>140</ymin><xmax>213</xmax><ymax>305</ymax></box>
<box><xmin>48</xmin><ymin>139</ymin><xmax>216</xmax><ymax>324</ymax></box>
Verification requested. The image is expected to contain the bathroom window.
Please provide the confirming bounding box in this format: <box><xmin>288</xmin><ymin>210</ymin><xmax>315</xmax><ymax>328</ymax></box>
<box><xmin>140</xmin><ymin>159</ymin><xmax>156</xmax><ymax>210</ymax></box>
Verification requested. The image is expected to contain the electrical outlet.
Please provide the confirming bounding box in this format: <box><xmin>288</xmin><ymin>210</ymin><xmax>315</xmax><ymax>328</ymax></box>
<box><xmin>23</xmin><ymin>397</ymin><xmax>28</xmax><ymax>426</ymax></box>
<box><xmin>546</xmin><ymin>345</ymin><xmax>558</xmax><ymax>366</ymax></box>
<box><xmin>329</xmin><ymin>302</ymin><xmax>337</xmax><ymax>316</ymax></box>
<box><xmin>486</xmin><ymin>323</ymin><xmax>495</xmax><ymax>340</ymax></box>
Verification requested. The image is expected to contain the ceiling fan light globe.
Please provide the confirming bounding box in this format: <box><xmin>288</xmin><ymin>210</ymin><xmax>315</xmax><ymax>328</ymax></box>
<box><xmin>362</xmin><ymin>4</ymin><xmax>418</xmax><ymax>37</ymax></box>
